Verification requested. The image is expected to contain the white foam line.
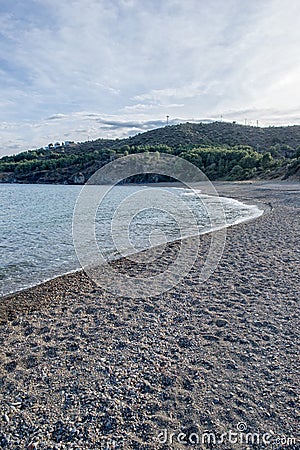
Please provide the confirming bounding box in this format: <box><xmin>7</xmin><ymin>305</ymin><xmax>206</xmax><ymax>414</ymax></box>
<box><xmin>1</xmin><ymin>195</ymin><xmax>264</xmax><ymax>297</ymax></box>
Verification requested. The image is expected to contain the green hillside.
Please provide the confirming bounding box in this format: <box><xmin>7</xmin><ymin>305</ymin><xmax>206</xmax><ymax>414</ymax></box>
<box><xmin>1</xmin><ymin>122</ymin><xmax>300</xmax><ymax>184</ymax></box>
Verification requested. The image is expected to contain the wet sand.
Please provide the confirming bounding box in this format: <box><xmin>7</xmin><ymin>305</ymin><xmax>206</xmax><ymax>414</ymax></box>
<box><xmin>0</xmin><ymin>181</ymin><xmax>299</xmax><ymax>449</ymax></box>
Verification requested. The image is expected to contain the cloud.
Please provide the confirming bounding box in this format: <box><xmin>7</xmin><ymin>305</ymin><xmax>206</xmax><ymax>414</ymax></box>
<box><xmin>124</xmin><ymin>103</ymin><xmax>185</xmax><ymax>112</ymax></box>
<box><xmin>134</xmin><ymin>85</ymin><xmax>207</xmax><ymax>102</ymax></box>
<box><xmin>0</xmin><ymin>0</ymin><xmax>299</xmax><ymax>156</ymax></box>
<box><xmin>0</xmin><ymin>113</ymin><xmax>171</xmax><ymax>155</ymax></box>
<box><xmin>46</xmin><ymin>114</ymin><xmax>67</xmax><ymax>120</ymax></box>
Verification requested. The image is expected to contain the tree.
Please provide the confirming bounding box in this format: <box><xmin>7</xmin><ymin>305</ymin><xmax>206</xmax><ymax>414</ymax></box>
<box><xmin>240</xmin><ymin>155</ymin><xmax>259</xmax><ymax>169</ymax></box>
<box><xmin>261</xmin><ymin>152</ymin><xmax>273</xmax><ymax>169</ymax></box>
<box><xmin>229</xmin><ymin>165</ymin><xmax>244</xmax><ymax>180</ymax></box>
<box><xmin>294</xmin><ymin>146</ymin><xmax>300</xmax><ymax>159</ymax></box>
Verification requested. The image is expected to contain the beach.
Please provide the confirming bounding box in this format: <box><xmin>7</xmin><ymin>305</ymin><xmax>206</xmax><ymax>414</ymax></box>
<box><xmin>0</xmin><ymin>181</ymin><xmax>299</xmax><ymax>449</ymax></box>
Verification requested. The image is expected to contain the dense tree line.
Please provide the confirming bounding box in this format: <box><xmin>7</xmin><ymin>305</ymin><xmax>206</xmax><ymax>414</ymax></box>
<box><xmin>1</xmin><ymin>142</ymin><xmax>299</xmax><ymax>182</ymax></box>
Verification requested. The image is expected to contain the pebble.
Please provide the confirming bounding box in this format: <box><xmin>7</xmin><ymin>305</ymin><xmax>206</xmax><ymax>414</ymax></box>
<box><xmin>0</xmin><ymin>183</ymin><xmax>299</xmax><ymax>448</ymax></box>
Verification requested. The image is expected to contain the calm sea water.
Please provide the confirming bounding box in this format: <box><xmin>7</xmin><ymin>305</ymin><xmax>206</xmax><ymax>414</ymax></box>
<box><xmin>0</xmin><ymin>184</ymin><xmax>262</xmax><ymax>296</ymax></box>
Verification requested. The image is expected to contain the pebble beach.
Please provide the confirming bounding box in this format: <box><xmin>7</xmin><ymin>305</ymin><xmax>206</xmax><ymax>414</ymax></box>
<box><xmin>0</xmin><ymin>181</ymin><xmax>299</xmax><ymax>449</ymax></box>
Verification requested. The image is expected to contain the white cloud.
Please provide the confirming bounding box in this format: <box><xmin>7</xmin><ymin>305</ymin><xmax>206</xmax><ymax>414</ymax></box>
<box><xmin>0</xmin><ymin>0</ymin><xmax>299</xmax><ymax>156</ymax></box>
<box><xmin>134</xmin><ymin>84</ymin><xmax>210</xmax><ymax>102</ymax></box>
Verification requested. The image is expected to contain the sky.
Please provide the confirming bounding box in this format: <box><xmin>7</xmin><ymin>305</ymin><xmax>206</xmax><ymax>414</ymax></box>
<box><xmin>0</xmin><ymin>0</ymin><xmax>300</xmax><ymax>156</ymax></box>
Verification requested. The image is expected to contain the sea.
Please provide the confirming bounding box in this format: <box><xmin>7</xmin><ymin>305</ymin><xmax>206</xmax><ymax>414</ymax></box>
<box><xmin>0</xmin><ymin>183</ymin><xmax>263</xmax><ymax>296</ymax></box>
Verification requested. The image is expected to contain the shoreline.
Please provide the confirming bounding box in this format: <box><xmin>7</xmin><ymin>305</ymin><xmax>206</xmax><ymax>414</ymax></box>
<box><xmin>0</xmin><ymin>181</ymin><xmax>299</xmax><ymax>449</ymax></box>
<box><xmin>0</xmin><ymin>184</ymin><xmax>265</xmax><ymax>302</ymax></box>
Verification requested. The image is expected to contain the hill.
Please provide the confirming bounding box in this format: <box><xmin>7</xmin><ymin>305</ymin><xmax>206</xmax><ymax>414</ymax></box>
<box><xmin>121</xmin><ymin>122</ymin><xmax>300</xmax><ymax>153</ymax></box>
<box><xmin>1</xmin><ymin>122</ymin><xmax>300</xmax><ymax>184</ymax></box>
<box><xmin>62</xmin><ymin>122</ymin><xmax>300</xmax><ymax>156</ymax></box>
